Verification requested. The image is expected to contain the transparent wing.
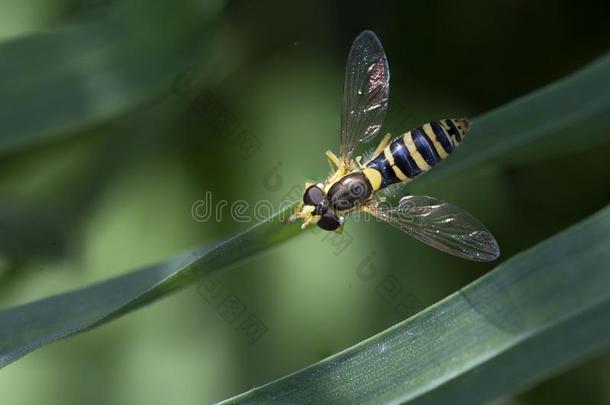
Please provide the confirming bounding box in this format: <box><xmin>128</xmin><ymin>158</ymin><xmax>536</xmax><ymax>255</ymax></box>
<box><xmin>340</xmin><ymin>30</ymin><xmax>390</xmax><ymax>159</ymax></box>
<box><xmin>370</xmin><ymin>195</ymin><xmax>500</xmax><ymax>262</ymax></box>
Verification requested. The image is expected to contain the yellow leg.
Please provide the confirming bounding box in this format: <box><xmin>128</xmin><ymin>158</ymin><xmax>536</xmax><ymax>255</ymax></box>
<box><xmin>301</xmin><ymin>205</ymin><xmax>319</xmax><ymax>229</ymax></box>
<box><xmin>290</xmin><ymin>203</ymin><xmax>307</xmax><ymax>221</ymax></box>
<box><xmin>301</xmin><ymin>215</ymin><xmax>320</xmax><ymax>229</ymax></box>
<box><xmin>289</xmin><ymin>206</ymin><xmax>301</xmax><ymax>222</ymax></box>
<box><xmin>324</xmin><ymin>151</ymin><xmax>346</xmax><ymax>189</ymax></box>
<box><xmin>298</xmin><ymin>205</ymin><xmax>315</xmax><ymax>218</ymax></box>
<box><xmin>371</xmin><ymin>133</ymin><xmax>391</xmax><ymax>157</ymax></box>
<box><xmin>355</xmin><ymin>155</ymin><xmax>365</xmax><ymax>169</ymax></box>
<box><xmin>291</xmin><ymin>205</ymin><xmax>321</xmax><ymax>230</ymax></box>
<box><xmin>325</xmin><ymin>150</ymin><xmax>342</xmax><ymax>170</ymax></box>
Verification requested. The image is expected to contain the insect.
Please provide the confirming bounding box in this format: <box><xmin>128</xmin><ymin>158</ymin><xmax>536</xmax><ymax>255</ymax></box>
<box><xmin>290</xmin><ymin>30</ymin><xmax>500</xmax><ymax>262</ymax></box>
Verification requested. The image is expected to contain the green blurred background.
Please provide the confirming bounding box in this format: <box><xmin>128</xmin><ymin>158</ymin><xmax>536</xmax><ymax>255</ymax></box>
<box><xmin>0</xmin><ymin>0</ymin><xmax>609</xmax><ymax>403</ymax></box>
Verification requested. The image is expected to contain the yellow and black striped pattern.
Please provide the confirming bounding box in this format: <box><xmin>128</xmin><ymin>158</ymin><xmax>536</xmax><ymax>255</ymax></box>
<box><xmin>365</xmin><ymin>118</ymin><xmax>469</xmax><ymax>189</ymax></box>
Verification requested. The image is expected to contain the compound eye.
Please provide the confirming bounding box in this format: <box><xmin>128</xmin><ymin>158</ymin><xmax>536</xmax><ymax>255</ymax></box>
<box><xmin>303</xmin><ymin>185</ymin><xmax>325</xmax><ymax>206</ymax></box>
<box><xmin>317</xmin><ymin>211</ymin><xmax>341</xmax><ymax>231</ymax></box>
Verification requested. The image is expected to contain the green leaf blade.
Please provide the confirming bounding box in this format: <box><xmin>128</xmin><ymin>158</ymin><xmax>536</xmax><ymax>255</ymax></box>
<box><xmin>1</xmin><ymin>41</ymin><xmax>610</xmax><ymax>384</ymax></box>
<box><xmin>421</xmin><ymin>52</ymin><xmax>610</xmax><ymax>183</ymax></box>
<box><xmin>0</xmin><ymin>0</ymin><xmax>216</xmax><ymax>155</ymax></box>
<box><xmin>0</xmin><ymin>204</ymin><xmax>299</xmax><ymax>368</ymax></box>
<box><xmin>222</xmin><ymin>205</ymin><xmax>610</xmax><ymax>404</ymax></box>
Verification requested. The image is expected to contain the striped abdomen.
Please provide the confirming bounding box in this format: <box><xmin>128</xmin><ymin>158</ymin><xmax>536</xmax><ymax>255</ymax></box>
<box><xmin>365</xmin><ymin>118</ymin><xmax>469</xmax><ymax>190</ymax></box>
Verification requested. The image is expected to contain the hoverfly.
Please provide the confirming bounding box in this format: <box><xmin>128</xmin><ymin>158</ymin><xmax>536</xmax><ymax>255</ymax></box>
<box><xmin>290</xmin><ymin>30</ymin><xmax>500</xmax><ymax>262</ymax></box>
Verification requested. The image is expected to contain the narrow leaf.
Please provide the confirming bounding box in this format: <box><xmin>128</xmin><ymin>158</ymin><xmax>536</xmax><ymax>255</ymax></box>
<box><xmin>1</xmin><ymin>50</ymin><xmax>609</xmax><ymax>371</ymax></box>
<box><xmin>421</xmin><ymin>52</ymin><xmax>610</xmax><ymax>183</ymax></box>
<box><xmin>0</xmin><ymin>0</ymin><xmax>216</xmax><ymax>154</ymax></box>
<box><xmin>222</xmin><ymin>204</ymin><xmax>610</xmax><ymax>404</ymax></box>
<box><xmin>0</xmin><ymin>205</ymin><xmax>299</xmax><ymax>368</ymax></box>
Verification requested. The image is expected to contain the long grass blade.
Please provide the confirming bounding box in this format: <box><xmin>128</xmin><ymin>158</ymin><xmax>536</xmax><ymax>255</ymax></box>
<box><xmin>0</xmin><ymin>205</ymin><xmax>299</xmax><ymax>368</ymax></box>
<box><xmin>1</xmin><ymin>49</ymin><xmax>609</xmax><ymax>373</ymax></box>
<box><xmin>222</xmin><ymin>204</ymin><xmax>610</xmax><ymax>404</ymax></box>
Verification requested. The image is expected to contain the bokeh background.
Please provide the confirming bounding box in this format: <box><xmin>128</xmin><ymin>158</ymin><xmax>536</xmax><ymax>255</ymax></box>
<box><xmin>1</xmin><ymin>0</ymin><xmax>609</xmax><ymax>404</ymax></box>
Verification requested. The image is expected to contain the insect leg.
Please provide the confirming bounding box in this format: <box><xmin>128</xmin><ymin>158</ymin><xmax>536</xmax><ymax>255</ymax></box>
<box><xmin>300</xmin><ymin>207</ymin><xmax>320</xmax><ymax>229</ymax></box>
<box><xmin>325</xmin><ymin>150</ymin><xmax>342</xmax><ymax>170</ymax></box>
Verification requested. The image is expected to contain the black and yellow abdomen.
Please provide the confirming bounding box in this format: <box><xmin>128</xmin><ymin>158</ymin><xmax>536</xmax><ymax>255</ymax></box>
<box><xmin>364</xmin><ymin>118</ymin><xmax>469</xmax><ymax>190</ymax></box>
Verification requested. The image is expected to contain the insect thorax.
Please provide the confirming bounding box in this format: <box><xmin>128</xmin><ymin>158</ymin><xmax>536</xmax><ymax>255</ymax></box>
<box><xmin>327</xmin><ymin>172</ymin><xmax>374</xmax><ymax>211</ymax></box>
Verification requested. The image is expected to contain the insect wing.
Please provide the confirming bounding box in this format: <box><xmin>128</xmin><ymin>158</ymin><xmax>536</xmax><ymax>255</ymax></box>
<box><xmin>340</xmin><ymin>30</ymin><xmax>390</xmax><ymax>159</ymax></box>
<box><xmin>371</xmin><ymin>195</ymin><xmax>500</xmax><ymax>261</ymax></box>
